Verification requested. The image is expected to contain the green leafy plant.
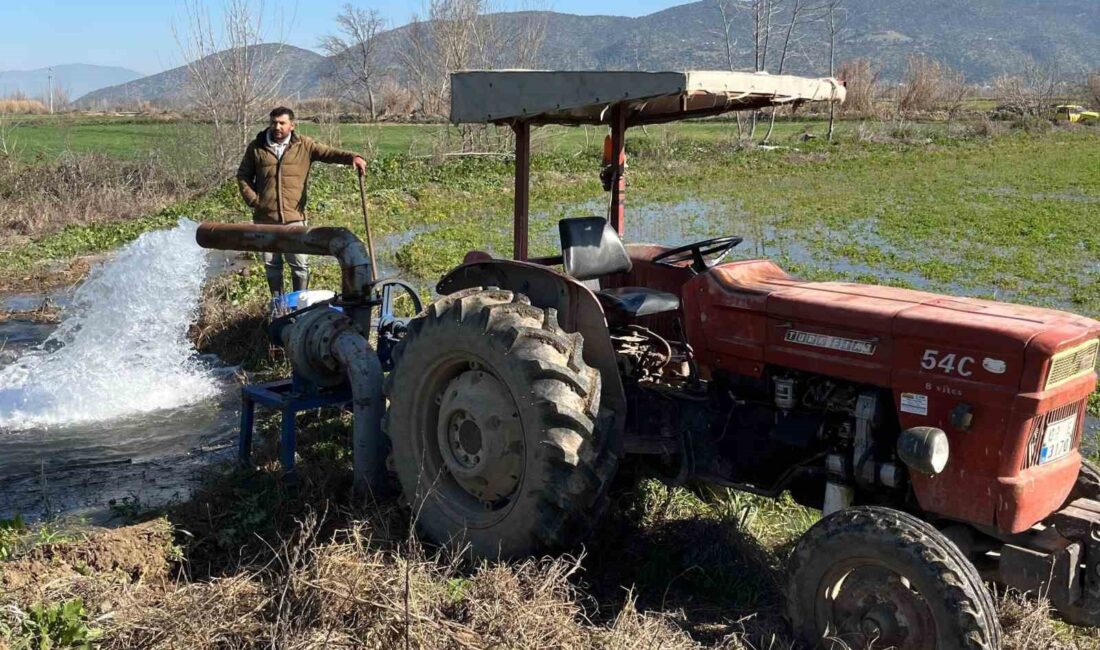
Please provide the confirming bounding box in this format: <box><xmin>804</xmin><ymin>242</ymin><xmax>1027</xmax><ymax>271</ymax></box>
<box><xmin>0</xmin><ymin>514</ymin><xmax>28</xmax><ymax>560</ymax></box>
<box><xmin>16</xmin><ymin>599</ymin><xmax>101</xmax><ymax>650</ymax></box>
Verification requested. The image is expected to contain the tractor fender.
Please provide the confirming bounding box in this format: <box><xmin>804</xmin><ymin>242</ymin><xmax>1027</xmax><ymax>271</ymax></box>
<box><xmin>437</xmin><ymin>260</ymin><xmax>626</xmax><ymax>444</ymax></box>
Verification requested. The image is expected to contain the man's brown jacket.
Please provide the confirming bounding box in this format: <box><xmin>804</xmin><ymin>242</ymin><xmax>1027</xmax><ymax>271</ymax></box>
<box><xmin>236</xmin><ymin>130</ymin><xmax>358</xmax><ymax>224</ymax></box>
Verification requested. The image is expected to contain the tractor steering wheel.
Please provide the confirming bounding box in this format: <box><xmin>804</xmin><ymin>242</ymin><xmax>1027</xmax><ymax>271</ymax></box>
<box><xmin>651</xmin><ymin>236</ymin><xmax>743</xmax><ymax>273</ymax></box>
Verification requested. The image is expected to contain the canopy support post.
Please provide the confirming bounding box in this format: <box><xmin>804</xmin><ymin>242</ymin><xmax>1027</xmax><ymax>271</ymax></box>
<box><xmin>512</xmin><ymin>120</ymin><xmax>531</xmax><ymax>261</ymax></box>
<box><xmin>608</xmin><ymin>104</ymin><xmax>627</xmax><ymax>236</ymax></box>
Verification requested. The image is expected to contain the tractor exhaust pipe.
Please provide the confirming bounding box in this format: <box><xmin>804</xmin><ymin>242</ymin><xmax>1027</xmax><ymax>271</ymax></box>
<box><xmin>196</xmin><ymin>222</ymin><xmax>374</xmax><ymax>300</ymax></box>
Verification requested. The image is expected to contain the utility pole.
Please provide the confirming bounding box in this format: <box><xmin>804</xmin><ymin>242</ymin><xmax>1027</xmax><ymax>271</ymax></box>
<box><xmin>48</xmin><ymin>67</ymin><xmax>54</xmax><ymax>114</ymax></box>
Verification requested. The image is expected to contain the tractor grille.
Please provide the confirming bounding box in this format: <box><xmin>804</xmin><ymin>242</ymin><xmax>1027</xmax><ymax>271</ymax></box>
<box><xmin>1022</xmin><ymin>400</ymin><xmax>1084</xmax><ymax>469</ymax></box>
<box><xmin>1046</xmin><ymin>339</ymin><xmax>1099</xmax><ymax>390</ymax></box>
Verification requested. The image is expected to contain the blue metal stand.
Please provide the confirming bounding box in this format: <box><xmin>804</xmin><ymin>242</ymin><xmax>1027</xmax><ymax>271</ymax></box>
<box><xmin>238</xmin><ymin>373</ymin><xmax>352</xmax><ymax>481</ymax></box>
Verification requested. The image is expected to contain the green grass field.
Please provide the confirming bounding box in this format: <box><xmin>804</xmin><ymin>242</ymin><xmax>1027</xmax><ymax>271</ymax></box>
<box><xmin>5</xmin><ymin>113</ymin><xmax>932</xmax><ymax>160</ymax></box>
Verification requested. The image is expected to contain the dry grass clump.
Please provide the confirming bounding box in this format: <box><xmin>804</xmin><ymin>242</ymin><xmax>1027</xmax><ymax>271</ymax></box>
<box><xmin>74</xmin><ymin>511</ymin><xmax>704</xmax><ymax>649</ymax></box>
<box><xmin>104</xmin><ymin>575</ymin><xmax>270</xmax><ymax>648</ymax></box>
<box><xmin>998</xmin><ymin>591</ymin><xmax>1079</xmax><ymax>650</ymax></box>
<box><xmin>0</xmin><ymin>100</ymin><xmax>48</xmax><ymax>115</ymax></box>
<box><xmin>0</xmin><ymin>152</ymin><xmax>192</xmax><ymax>248</ymax></box>
<box><xmin>3</xmin><ymin>481</ymin><xmax>1100</xmax><ymax>648</ymax></box>
<box><xmin>947</xmin><ymin>115</ymin><xmax>1007</xmax><ymax>140</ymax></box>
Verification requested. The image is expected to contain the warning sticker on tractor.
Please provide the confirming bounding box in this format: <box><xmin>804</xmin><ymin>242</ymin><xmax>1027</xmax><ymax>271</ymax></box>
<box><xmin>900</xmin><ymin>393</ymin><xmax>929</xmax><ymax>416</ymax></box>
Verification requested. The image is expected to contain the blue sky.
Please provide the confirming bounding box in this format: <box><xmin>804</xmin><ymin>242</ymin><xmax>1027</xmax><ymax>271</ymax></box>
<box><xmin>1</xmin><ymin>0</ymin><xmax>686</xmax><ymax>74</ymax></box>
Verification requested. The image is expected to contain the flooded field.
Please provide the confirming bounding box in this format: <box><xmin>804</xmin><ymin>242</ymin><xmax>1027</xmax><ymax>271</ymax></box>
<box><xmin>3</xmin><ymin>128</ymin><xmax>1098</xmax><ymax>526</ymax></box>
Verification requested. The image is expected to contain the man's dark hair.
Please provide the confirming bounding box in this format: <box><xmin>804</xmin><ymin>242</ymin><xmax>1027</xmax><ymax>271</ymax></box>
<box><xmin>269</xmin><ymin>106</ymin><xmax>295</xmax><ymax>121</ymax></box>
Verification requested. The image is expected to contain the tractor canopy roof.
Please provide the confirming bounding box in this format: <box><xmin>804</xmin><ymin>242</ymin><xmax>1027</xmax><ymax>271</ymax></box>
<box><xmin>450</xmin><ymin>70</ymin><xmax>845</xmax><ymax>126</ymax></box>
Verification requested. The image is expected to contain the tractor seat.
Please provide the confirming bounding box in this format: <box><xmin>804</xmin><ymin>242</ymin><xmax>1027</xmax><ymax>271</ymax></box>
<box><xmin>558</xmin><ymin>217</ymin><xmax>680</xmax><ymax>319</ymax></box>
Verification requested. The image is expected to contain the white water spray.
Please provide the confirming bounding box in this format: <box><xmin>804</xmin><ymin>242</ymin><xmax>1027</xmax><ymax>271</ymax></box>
<box><xmin>0</xmin><ymin>218</ymin><xmax>219</xmax><ymax>430</ymax></box>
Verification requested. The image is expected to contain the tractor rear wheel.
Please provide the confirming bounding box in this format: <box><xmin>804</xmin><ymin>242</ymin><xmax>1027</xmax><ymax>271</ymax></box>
<box><xmin>383</xmin><ymin>287</ymin><xmax>616</xmax><ymax>558</ymax></box>
<box><xmin>788</xmin><ymin>506</ymin><xmax>1001</xmax><ymax>650</ymax></box>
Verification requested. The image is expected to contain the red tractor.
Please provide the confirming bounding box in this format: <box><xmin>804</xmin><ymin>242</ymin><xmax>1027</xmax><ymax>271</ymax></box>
<box><xmin>198</xmin><ymin>71</ymin><xmax>1100</xmax><ymax>648</ymax></box>
<box><xmin>386</xmin><ymin>72</ymin><xmax>1100</xmax><ymax>648</ymax></box>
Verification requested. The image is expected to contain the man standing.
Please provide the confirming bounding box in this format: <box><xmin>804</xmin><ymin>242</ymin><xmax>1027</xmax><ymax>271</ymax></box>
<box><xmin>237</xmin><ymin>106</ymin><xmax>368</xmax><ymax>295</ymax></box>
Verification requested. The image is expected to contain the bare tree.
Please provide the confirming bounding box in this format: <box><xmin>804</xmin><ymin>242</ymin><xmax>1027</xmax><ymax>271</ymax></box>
<box><xmin>822</xmin><ymin>0</ymin><xmax>845</xmax><ymax>141</ymax></box>
<box><xmin>1088</xmin><ymin>72</ymin><xmax>1100</xmax><ymax>109</ymax></box>
<box><xmin>836</xmin><ymin>58</ymin><xmax>878</xmax><ymax>116</ymax></box>
<box><xmin>993</xmin><ymin>60</ymin><xmax>1062</xmax><ymax>117</ymax></box>
<box><xmin>397</xmin><ymin>0</ymin><xmax>546</xmax><ymax>119</ymax></box>
<box><xmin>713</xmin><ymin>0</ymin><xmax>748</xmax><ymax>138</ymax></box>
<box><xmin>175</xmin><ymin>0</ymin><xmax>288</xmax><ymax>176</ymax></box>
<box><xmin>898</xmin><ymin>55</ymin><xmax>968</xmax><ymax>116</ymax></box>
<box><xmin>712</xmin><ymin>0</ymin><xmax>741</xmax><ymax>72</ymax></box>
<box><xmin>762</xmin><ymin>0</ymin><xmax>824</xmax><ymax>143</ymax></box>
<box><xmin>398</xmin><ymin>14</ymin><xmax>445</xmax><ymax>116</ymax></box>
<box><xmin>320</xmin><ymin>4</ymin><xmax>385</xmax><ymax>120</ymax></box>
<box><xmin>36</xmin><ymin>84</ymin><xmax>71</xmax><ymax>113</ymax></box>
<box><xmin>397</xmin><ymin>1</ymin><xmax>479</xmax><ymax>118</ymax></box>
<box><xmin>745</xmin><ymin>0</ymin><xmax>784</xmax><ymax>137</ymax></box>
<box><xmin>751</xmin><ymin>0</ymin><xmax>782</xmax><ymax>73</ymax></box>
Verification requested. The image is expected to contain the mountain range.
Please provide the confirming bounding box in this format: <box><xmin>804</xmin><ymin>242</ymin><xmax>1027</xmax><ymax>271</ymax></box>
<box><xmin>76</xmin><ymin>45</ymin><xmax>326</xmax><ymax>109</ymax></box>
<box><xmin>76</xmin><ymin>0</ymin><xmax>1100</xmax><ymax>108</ymax></box>
<box><xmin>1</xmin><ymin>64</ymin><xmax>142</xmax><ymax>101</ymax></box>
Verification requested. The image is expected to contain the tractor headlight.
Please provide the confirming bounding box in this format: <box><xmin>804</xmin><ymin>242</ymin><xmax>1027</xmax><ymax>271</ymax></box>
<box><xmin>897</xmin><ymin>427</ymin><xmax>949</xmax><ymax>476</ymax></box>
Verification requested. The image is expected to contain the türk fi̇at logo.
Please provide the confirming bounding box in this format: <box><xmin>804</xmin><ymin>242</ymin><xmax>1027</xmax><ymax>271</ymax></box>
<box><xmin>784</xmin><ymin>330</ymin><xmax>877</xmax><ymax>356</ymax></box>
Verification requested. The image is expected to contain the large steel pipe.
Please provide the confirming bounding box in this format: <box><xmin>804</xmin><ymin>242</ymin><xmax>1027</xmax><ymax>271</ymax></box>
<box><xmin>332</xmin><ymin>329</ymin><xmax>386</xmax><ymax>495</ymax></box>
<box><xmin>196</xmin><ymin>222</ymin><xmax>374</xmax><ymax>300</ymax></box>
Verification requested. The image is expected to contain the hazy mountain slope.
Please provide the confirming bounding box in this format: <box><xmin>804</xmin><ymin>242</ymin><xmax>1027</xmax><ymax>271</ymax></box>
<box><xmin>75</xmin><ymin>44</ymin><xmax>326</xmax><ymax>108</ymax></box>
<box><xmin>0</xmin><ymin>64</ymin><xmax>142</xmax><ymax>100</ymax></box>
<box><xmin>529</xmin><ymin>0</ymin><xmax>1100</xmax><ymax>80</ymax></box>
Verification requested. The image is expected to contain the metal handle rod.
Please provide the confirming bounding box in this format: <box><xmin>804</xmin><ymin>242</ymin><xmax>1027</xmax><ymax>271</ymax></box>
<box><xmin>358</xmin><ymin>172</ymin><xmax>379</xmax><ymax>281</ymax></box>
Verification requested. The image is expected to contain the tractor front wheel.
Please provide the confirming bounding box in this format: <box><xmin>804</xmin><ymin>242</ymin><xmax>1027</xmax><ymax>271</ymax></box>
<box><xmin>384</xmin><ymin>288</ymin><xmax>616</xmax><ymax>558</ymax></box>
<box><xmin>788</xmin><ymin>506</ymin><xmax>1001</xmax><ymax>649</ymax></box>
<box><xmin>1069</xmin><ymin>458</ymin><xmax>1100</xmax><ymax>503</ymax></box>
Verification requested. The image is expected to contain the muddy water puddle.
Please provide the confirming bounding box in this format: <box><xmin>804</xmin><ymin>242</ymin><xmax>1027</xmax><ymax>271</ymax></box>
<box><xmin>0</xmin><ymin>314</ymin><xmax>240</xmax><ymax>522</ymax></box>
<box><xmin>540</xmin><ymin>197</ymin><xmax>1091</xmax><ymax>309</ymax></box>
<box><xmin>524</xmin><ymin>198</ymin><xmax>940</xmax><ymax>290</ymax></box>
<box><xmin>0</xmin><ymin>225</ymin><xmax>244</xmax><ymax>521</ymax></box>
<box><xmin>0</xmin><ymin>384</ymin><xmax>239</xmax><ymax>521</ymax></box>
<box><xmin>388</xmin><ymin>196</ymin><xmax>1090</xmax><ymax>311</ymax></box>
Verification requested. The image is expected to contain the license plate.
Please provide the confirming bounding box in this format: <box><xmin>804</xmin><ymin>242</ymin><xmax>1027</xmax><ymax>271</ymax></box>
<box><xmin>1039</xmin><ymin>415</ymin><xmax>1078</xmax><ymax>464</ymax></box>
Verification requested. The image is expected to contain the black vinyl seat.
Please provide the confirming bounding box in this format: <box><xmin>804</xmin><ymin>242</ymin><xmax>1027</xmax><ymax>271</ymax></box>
<box><xmin>558</xmin><ymin>217</ymin><xmax>680</xmax><ymax>319</ymax></box>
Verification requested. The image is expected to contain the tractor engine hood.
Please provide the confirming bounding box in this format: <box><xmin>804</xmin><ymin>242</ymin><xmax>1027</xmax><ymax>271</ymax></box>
<box><xmin>695</xmin><ymin>261</ymin><xmax>1100</xmax><ymax>391</ymax></box>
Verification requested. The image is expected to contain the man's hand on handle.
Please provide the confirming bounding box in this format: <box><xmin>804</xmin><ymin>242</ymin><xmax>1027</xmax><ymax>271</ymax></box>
<box><xmin>353</xmin><ymin>155</ymin><xmax>367</xmax><ymax>176</ymax></box>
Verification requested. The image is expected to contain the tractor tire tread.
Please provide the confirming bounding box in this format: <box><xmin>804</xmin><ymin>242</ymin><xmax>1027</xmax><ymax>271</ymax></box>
<box><xmin>384</xmin><ymin>287</ymin><xmax>618</xmax><ymax>557</ymax></box>
<box><xmin>787</xmin><ymin>506</ymin><xmax>1001</xmax><ymax>650</ymax></box>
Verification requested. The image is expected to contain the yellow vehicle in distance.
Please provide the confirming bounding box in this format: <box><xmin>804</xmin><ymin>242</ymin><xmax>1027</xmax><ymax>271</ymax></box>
<box><xmin>1055</xmin><ymin>104</ymin><xmax>1099</xmax><ymax>123</ymax></box>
